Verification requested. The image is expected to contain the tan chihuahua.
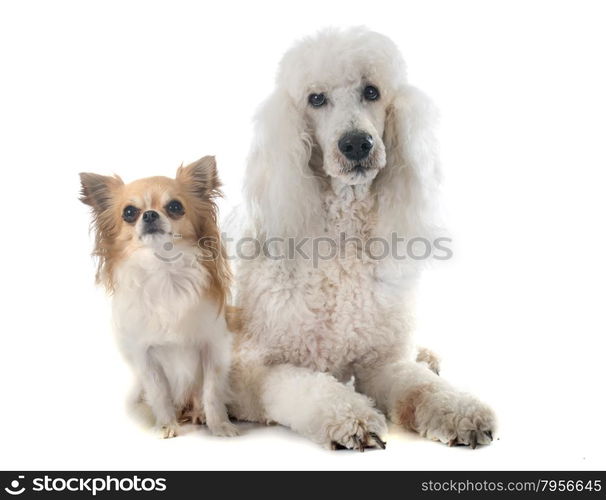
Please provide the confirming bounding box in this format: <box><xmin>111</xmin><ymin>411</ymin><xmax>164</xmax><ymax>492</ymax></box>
<box><xmin>80</xmin><ymin>156</ymin><xmax>238</xmax><ymax>438</ymax></box>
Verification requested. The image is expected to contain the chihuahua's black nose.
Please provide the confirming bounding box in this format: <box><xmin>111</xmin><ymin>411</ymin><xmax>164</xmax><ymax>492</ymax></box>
<box><xmin>338</xmin><ymin>131</ymin><xmax>374</xmax><ymax>161</ymax></box>
<box><xmin>142</xmin><ymin>210</ymin><xmax>159</xmax><ymax>223</ymax></box>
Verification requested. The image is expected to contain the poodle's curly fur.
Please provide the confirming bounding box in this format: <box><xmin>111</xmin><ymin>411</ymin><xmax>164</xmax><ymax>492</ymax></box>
<box><xmin>227</xmin><ymin>27</ymin><xmax>496</xmax><ymax>449</ymax></box>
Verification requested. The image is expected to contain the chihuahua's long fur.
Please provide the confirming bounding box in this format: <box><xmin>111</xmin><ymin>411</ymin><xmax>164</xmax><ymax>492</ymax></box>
<box><xmin>80</xmin><ymin>156</ymin><xmax>238</xmax><ymax>438</ymax></box>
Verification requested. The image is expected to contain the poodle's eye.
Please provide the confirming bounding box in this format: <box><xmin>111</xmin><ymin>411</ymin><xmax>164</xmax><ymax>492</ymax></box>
<box><xmin>363</xmin><ymin>85</ymin><xmax>380</xmax><ymax>101</ymax></box>
<box><xmin>122</xmin><ymin>205</ymin><xmax>140</xmax><ymax>223</ymax></box>
<box><xmin>166</xmin><ymin>199</ymin><xmax>184</xmax><ymax>217</ymax></box>
<box><xmin>308</xmin><ymin>93</ymin><xmax>327</xmax><ymax>107</ymax></box>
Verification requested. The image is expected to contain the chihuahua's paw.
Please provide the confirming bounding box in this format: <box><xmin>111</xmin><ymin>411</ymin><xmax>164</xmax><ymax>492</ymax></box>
<box><xmin>179</xmin><ymin>407</ymin><xmax>206</xmax><ymax>425</ymax></box>
<box><xmin>207</xmin><ymin>420</ymin><xmax>239</xmax><ymax>437</ymax></box>
<box><xmin>159</xmin><ymin>422</ymin><xmax>179</xmax><ymax>439</ymax></box>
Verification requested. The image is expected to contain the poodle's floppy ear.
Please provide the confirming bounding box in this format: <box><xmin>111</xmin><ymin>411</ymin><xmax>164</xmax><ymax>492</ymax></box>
<box><xmin>177</xmin><ymin>155</ymin><xmax>222</xmax><ymax>200</ymax></box>
<box><xmin>244</xmin><ymin>90</ymin><xmax>321</xmax><ymax>237</ymax></box>
<box><xmin>376</xmin><ymin>85</ymin><xmax>442</xmax><ymax>241</ymax></box>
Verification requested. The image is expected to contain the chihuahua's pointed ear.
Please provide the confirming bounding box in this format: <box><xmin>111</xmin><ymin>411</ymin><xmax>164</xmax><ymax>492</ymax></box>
<box><xmin>176</xmin><ymin>155</ymin><xmax>222</xmax><ymax>199</ymax></box>
<box><xmin>79</xmin><ymin>173</ymin><xmax>124</xmax><ymax>212</ymax></box>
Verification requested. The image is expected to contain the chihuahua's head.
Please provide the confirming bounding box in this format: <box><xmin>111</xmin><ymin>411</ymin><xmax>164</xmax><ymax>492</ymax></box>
<box><xmin>79</xmin><ymin>156</ymin><xmax>229</xmax><ymax>302</ymax></box>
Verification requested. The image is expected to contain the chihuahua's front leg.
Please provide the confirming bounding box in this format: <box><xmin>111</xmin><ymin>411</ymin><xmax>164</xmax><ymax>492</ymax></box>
<box><xmin>133</xmin><ymin>347</ymin><xmax>178</xmax><ymax>438</ymax></box>
<box><xmin>201</xmin><ymin>339</ymin><xmax>239</xmax><ymax>437</ymax></box>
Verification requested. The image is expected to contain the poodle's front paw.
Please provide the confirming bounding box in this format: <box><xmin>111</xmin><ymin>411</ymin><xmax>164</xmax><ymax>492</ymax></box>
<box><xmin>159</xmin><ymin>422</ymin><xmax>179</xmax><ymax>439</ymax></box>
<box><xmin>323</xmin><ymin>394</ymin><xmax>388</xmax><ymax>451</ymax></box>
<box><xmin>207</xmin><ymin>420</ymin><xmax>239</xmax><ymax>437</ymax></box>
<box><xmin>400</xmin><ymin>387</ymin><xmax>495</xmax><ymax>448</ymax></box>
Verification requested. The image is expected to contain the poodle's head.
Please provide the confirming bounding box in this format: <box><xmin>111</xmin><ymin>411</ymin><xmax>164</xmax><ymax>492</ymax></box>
<box><xmin>246</xmin><ymin>27</ymin><xmax>440</xmax><ymax>238</ymax></box>
<box><xmin>277</xmin><ymin>27</ymin><xmax>405</xmax><ymax>185</ymax></box>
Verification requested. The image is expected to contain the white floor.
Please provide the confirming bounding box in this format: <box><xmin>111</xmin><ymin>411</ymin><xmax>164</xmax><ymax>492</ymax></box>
<box><xmin>4</xmin><ymin>389</ymin><xmax>602</xmax><ymax>471</ymax></box>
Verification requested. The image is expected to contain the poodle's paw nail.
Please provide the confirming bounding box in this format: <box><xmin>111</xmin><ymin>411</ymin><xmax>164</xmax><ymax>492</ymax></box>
<box><xmin>329</xmin><ymin>427</ymin><xmax>388</xmax><ymax>452</ymax></box>
<box><xmin>448</xmin><ymin>427</ymin><xmax>495</xmax><ymax>448</ymax></box>
<box><xmin>368</xmin><ymin>432</ymin><xmax>386</xmax><ymax>450</ymax></box>
<box><xmin>208</xmin><ymin>421</ymin><xmax>239</xmax><ymax>437</ymax></box>
<box><xmin>469</xmin><ymin>430</ymin><xmax>478</xmax><ymax>449</ymax></box>
<box><xmin>353</xmin><ymin>436</ymin><xmax>365</xmax><ymax>452</ymax></box>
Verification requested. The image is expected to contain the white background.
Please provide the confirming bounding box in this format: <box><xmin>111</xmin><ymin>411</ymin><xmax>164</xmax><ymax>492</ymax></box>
<box><xmin>1</xmin><ymin>0</ymin><xmax>605</xmax><ymax>471</ymax></box>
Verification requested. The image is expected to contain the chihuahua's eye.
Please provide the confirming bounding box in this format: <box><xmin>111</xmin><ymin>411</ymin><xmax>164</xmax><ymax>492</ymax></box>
<box><xmin>166</xmin><ymin>200</ymin><xmax>184</xmax><ymax>217</ymax></box>
<box><xmin>122</xmin><ymin>205</ymin><xmax>140</xmax><ymax>223</ymax></box>
<box><xmin>308</xmin><ymin>93</ymin><xmax>326</xmax><ymax>107</ymax></box>
<box><xmin>363</xmin><ymin>85</ymin><xmax>380</xmax><ymax>101</ymax></box>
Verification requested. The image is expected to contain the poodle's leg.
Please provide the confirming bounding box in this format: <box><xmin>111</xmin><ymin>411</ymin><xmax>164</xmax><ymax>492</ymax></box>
<box><xmin>230</xmin><ymin>361</ymin><xmax>387</xmax><ymax>450</ymax></box>
<box><xmin>356</xmin><ymin>360</ymin><xmax>495</xmax><ymax>448</ymax></box>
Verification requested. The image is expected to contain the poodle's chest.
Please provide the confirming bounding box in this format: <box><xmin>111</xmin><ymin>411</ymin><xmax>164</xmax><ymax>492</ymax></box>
<box><xmin>242</xmin><ymin>187</ymin><xmax>407</xmax><ymax>374</ymax></box>
<box><xmin>249</xmin><ymin>247</ymin><xmax>403</xmax><ymax>375</ymax></box>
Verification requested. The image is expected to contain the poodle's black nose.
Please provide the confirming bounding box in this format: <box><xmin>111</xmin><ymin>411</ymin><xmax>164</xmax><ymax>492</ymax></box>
<box><xmin>338</xmin><ymin>131</ymin><xmax>374</xmax><ymax>161</ymax></box>
<box><xmin>142</xmin><ymin>210</ymin><xmax>159</xmax><ymax>223</ymax></box>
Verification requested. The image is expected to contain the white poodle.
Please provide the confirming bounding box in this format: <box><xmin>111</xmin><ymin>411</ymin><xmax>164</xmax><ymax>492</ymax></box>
<box><xmin>227</xmin><ymin>27</ymin><xmax>496</xmax><ymax>450</ymax></box>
